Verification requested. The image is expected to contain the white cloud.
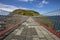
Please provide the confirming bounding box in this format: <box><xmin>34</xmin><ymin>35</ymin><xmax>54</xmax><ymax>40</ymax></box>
<box><xmin>18</xmin><ymin>0</ymin><xmax>34</xmax><ymax>2</ymax></box>
<box><xmin>42</xmin><ymin>0</ymin><xmax>48</xmax><ymax>4</ymax></box>
<box><xmin>0</xmin><ymin>3</ymin><xmax>29</xmax><ymax>12</ymax></box>
<box><xmin>0</xmin><ymin>3</ymin><xmax>19</xmax><ymax>12</ymax></box>
<box><xmin>38</xmin><ymin>0</ymin><xmax>48</xmax><ymax>8</ymax></box>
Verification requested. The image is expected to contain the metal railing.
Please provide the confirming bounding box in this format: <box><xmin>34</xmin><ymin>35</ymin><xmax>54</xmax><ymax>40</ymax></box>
<box><xmin>35</xmin><ymin>9</ymin><xmax>60</xmax><ymax>32</ymax></box>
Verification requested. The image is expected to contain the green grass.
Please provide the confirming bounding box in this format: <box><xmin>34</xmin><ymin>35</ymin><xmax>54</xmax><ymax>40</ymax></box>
<box><xmin>38</xmin><ymin>17</ymin><xmax>55</xmax><ymax>28</ymax></box>
<box><xmin>9</xmin><ymin>9</ymin><xmax>41</xmax><ymax>16</ymax></box>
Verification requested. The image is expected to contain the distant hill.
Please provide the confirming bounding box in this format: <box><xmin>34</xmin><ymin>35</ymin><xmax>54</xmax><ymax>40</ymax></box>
<box><xmin>46</xmin><ymin>15</ymin><xmax>60</xmax><ymax>20</ymax></box>
<box><xmin>43</xmin><ymin>9</ymin><xmax>60</xmax><ymax>16</ymax></box>
<box><xmin>9</xmin><ymin>9</ymin><xmax>41</xmax><ymax>16</ymax></box>
<box><xmin>0</xmin><ymin>9</ymin><xmax>10</xmax><ymax>15</ymax></box>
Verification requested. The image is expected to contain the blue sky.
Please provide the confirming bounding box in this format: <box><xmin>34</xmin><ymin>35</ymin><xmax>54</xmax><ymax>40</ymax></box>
<box><xmin>0</xmin><ymin>0</ymin><xmax>60</xmax><ymax>15</ymax></box>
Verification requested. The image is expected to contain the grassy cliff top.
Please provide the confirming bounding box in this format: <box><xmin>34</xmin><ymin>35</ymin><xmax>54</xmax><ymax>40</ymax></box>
<box><xmin>9</xmin><ymin>9</ymin><xmax>41</xmax><ymax>16</ymax></box>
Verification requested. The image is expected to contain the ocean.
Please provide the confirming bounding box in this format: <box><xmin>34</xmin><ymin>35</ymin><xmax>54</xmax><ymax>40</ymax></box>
<box><xmin>46</xmin><ymin>16</ymin><xmax>60</xmax><ymax>32</ymax></box>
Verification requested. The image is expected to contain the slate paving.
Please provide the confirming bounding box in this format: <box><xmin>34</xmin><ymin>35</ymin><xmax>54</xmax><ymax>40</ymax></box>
<box><xmin>4</xmin><ymin>17</ymin><xmax>60</xmax><ymax>40</ymax></box>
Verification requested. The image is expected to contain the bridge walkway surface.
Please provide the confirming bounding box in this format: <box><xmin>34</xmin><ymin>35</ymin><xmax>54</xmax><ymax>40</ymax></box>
<box><xmin>4</xmin><ymin>17</ymin><xmax>60</xmax><ymax>40</ymax></box>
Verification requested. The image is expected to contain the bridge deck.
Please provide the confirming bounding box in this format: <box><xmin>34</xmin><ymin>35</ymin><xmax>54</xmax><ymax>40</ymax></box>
<box><xmin>4</xmin><ymin>17</ymin><xmax>60</xmax><ymax>40</ymax></box>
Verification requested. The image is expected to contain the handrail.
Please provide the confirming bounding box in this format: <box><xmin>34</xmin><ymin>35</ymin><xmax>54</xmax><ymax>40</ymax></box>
<box><xmin>35</xmin><ymin>19</ymin><xmax>60</xmax><ymax>38</ymax></box>
<box><xmin>0</xmin><ymin>21</ymin><xmax>21</xmax><ymax>37</ymax></box>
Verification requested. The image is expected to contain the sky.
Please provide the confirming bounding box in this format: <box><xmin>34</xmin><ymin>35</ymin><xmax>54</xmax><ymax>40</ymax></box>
<box><xmin>0</xmin><ymin>0</ymin><xmax>60</xmax><ymax>15</ymax></box>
